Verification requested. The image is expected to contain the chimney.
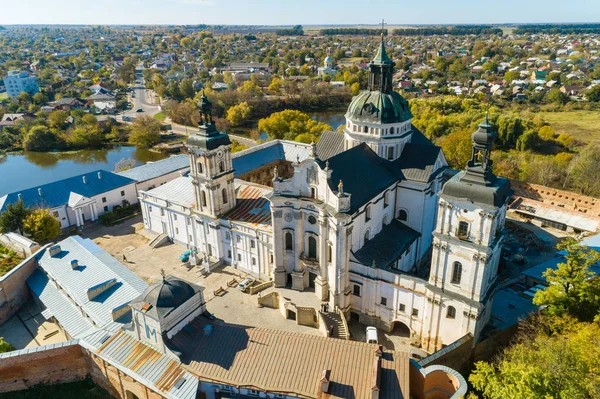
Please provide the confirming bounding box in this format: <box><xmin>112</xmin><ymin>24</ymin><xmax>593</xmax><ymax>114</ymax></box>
<box><xmin>70</xmin><ymin>259</ymin><xmax>78</xmax><ymax>269</ymax></box>
<box><xmin>97</xmin><ymin>171</ymin><xmax>102</xmax><ymax>180</ymax></box>
<box><xmin>17</xmin><ymin>193</ymin><xmax>22</xmax><ymax>200</ymax></box>
<box><xmin>38</xmin><ymin>188</ymin><xmax>42</xmax><ymax>196</ymax></box>
<box><xmin>83</xmin><ymin>176</ymin><xmax>87</xmax><ymax>184</ymax></box>
<box><xmin>375</xmin><ymin>345</ymin><xmax>383</xmax><ymax>358</ymax></box>
<box><xmin>320</xmin><ymin>369</ymin><xmax>331</xmax><ymax>394</ymax></box>
<box><xmin>48</xmin><ymin>245</ymin><xmax>61</xmax><ymax>257</ymax></box>
<box><xmin>371</xmin><ymin>357</ymin><xmax>381</xmax><ymax>399</ymax></box>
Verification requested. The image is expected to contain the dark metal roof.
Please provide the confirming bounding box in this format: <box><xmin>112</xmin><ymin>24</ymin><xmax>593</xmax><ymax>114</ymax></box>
<box><xmin>392</xmin><ymin>143</ymin><xmax>442</xmax><ymax>183</ymax></box>
<box><xmin>316</xmin><ymin>130</ymin><xmax>345</xmax><ymax>160</ymax></box>
<box><xmin>345</xmin><ymin>90</ymin><xmax>412</xmax><ymax>125</ymax></box>
<box><xmin>136</xmin><ymin>276</ymin><xmax>200</xmax><ymax>319</ymax></box>
<box><xmin>186</xmin><ymin>123</ymin><xmax>232</xmax><ymax>151</ymax></box>
<box><xmin>440</xmin><ymin>170</ymin><xmax>512</xmax><ymax>208</ymax></box>
<box><xmin>353</xmin><ymin>219</ymin><xmax>421</xmax><ymax>269</ymax></box>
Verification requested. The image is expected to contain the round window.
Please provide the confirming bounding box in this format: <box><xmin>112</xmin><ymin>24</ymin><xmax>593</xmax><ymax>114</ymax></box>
<box><xmin>308</xmin><ymin>215</ymin><xmax>317</xmax><ymax>225</ymax></box>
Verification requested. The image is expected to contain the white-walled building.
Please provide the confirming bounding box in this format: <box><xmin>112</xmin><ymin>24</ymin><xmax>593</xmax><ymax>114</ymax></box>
<box><xmin>0</xmin><ymin>170</ymin><xmax>137</xmax><ymax>229</ymax></box>
<box><xmin>4</xmin><ymin>70</ymin><xmax>39</xmax><ymax>98</ymax></box>
<box><xmin>139</xmin><ymin>39</ymin><xmax>512</xmax><ymax>352</ymax></box>
<box><xmin>117</xmin><ymin>154</ymin><xmax>190</xmax><ymax>192</ymax></box>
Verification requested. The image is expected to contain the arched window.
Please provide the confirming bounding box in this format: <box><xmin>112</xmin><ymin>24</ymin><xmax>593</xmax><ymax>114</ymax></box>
<box><xmin>365</xmin><ymin>205</ymin><xmax>371</xmax><ymax>222</ymax></box>
<box><xmin>328</xmin><ymin>244</ymin><xmax>333</xmax><ymax>263</ymax></box>
<box><xmin>201</xmin><ymin>191</ymin><xmax>207</xmax><ymax>207</ymax></box>
<box><xmin>285</xmin><ymin>232</ymin><xmax>293</xmax><ymax>250</ymax></box>
<box><xmin>457</xmin><ymin>221</ymin><xmax>469</xmax><ymax>238</ymax></box>
<box><xmin>310</xmin><ymin>187</ymin><xmax>317</xmax><ymax>199</ymax></box>
<box><xmin>364</xmin><ymin>230</ymin><xmax>370</xmax><ymax>244</ymax></box>
<box><xmin>451</xmin><ymin>262</ymin><xmax>462</xmax><ymax>284</ymax></box>
<box><xmin>387</xmin><ymin>147</ymin><xmax>394</xmax><ymax>160</ymax></box>
<box><xmin>197</xmin><ymin>162</ymin><xmax>203</xmax><ymax>174</ymax></box>
<box><xmin>398</xmin><ymin>209</ymin><xmax>408</xmax><ymax>221</ymax></box>
<box><xmin>308</xmin><ymin>236</ymin><xmax>317</xmax><ymax>259</ymax></box>
<box><xmin>363</xmin><ymin>125</ymin><xmax>368</xmax><ymax>133</ymax></box>
<box><xmin>222</xmin><ymin>188</ymin><xmax>228</xmax><ymax>204</ymax></box>
<box><xmin>390</xmin><ymin>126</ymin><xmax>394</xmax><ymax>134</ymax></box>
<box><xmin>447</xmin><ymin>306</ymin><xmax>456</xmax><ymax>319</ymax></box>
<box><xmin>219</xmin><ymin>161</ymin><xmax>225</xmax><ymax>173</ymax></box>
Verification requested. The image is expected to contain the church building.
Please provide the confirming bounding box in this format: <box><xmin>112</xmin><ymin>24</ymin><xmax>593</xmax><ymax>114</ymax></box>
<box><xmin>139</xmin><ymin>36</ymin><xmax>511</xmax><ymax>352</ymax></box>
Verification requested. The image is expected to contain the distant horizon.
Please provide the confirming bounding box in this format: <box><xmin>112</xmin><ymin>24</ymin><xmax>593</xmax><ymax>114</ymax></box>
<box><xmin>2</xmin><ymin>22</ymin><xmax>600</xmax><ymax>27</ymax></box>
<box><xmin>1</xmin><ymin>0</ymin><xmax>598</xmax><ymax>26</ymax></box>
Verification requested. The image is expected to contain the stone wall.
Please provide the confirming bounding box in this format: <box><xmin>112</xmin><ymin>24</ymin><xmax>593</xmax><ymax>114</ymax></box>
<box><xmin>296</xmin><ymin>306</ymin><xmax>318</xmax><ymax>328</ymax></box>
<box><xmin>0</xmin><ymin>250</ymin><xmax>40</xmax><ymax>325</ymax></box>
<box><xmin>238</xmin><ymin>159</ymin><xmax>294</xmax><ymax>187</ymax></box>
<box><xmin>0</xmin><ymin>341</ymin><xmax>88</xmax><ymax>393</ymax></box>
<box><xmin>0</xmin><ymin>233</ymin><xmax>40</xmax><ymax>257</ymax></box>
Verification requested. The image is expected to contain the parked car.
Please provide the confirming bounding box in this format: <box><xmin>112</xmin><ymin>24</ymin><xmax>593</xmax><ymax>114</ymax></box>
<box><xmin>136</xmin><ymin>108</ymin><xmax>143</xmax><ymax>112</ymax></box>
<box><xmin>238</xmin><ymin>277</ymin><xmax>256</xmax><ymax>292</ymax></box>
<box><xmin>366</xmin><ymin>326</ymin><xmax>378</xmax><ymax>344</ymax></box>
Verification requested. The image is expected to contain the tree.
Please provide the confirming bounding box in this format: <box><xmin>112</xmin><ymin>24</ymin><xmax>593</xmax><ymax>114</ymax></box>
<box><xmin>0</xmin><ymin>199</ymin><xmax>31</xmax><ymax>234</ymax></box>
<box><xmin>23</xmin><ymin>125</ymin><xmax>60</xmax><ymax>151</ymax></box>
<box><xmin>268</xmin><ymin>76</ymin><xmax>283</xmax><ymax>94</ymax></box>
<box><xmin>230</xmin><ymin>140</ymin><xmax>248</xmax><ymax>153</ymax></box>
<box><xmin>567</xmin><ymin>144</ymin><xmax>600</xmax><ymax>196</ymax></box>
<box><xmin>179</xmin><ymin>79</ymin><xmax>196</xmax><ymax>99</ymax></box>
<box><xmin>533</xmin><ymin>238</ymin><xmax>600</xmax><ymax>321</ymax></box>
<box><xmin>113</xmin><ymin>158</ymin><xmax>137</xmax><ymax>172</ymax></box>
<box><xmin>538</xmin><ymin>125</ymin><xmax>556</xmax><ymax>141</ymax></box>
<box><xmin>32</xmin><ymin>92</ymin><xmax>47</xmax><ymax>105</ymax></box>
<box><xmin>23</xmin><ymin>208</ymin><xmax>61</xmax><ymax>242</ymax></box>
<box><xmin>257</xmin><ymin>110</ymin><xmax>332</xmax><ymax>141</ymax></box>
<box><xmin>226</xmin><ymin>102</ymin><xmax>252</xmax><ymax>127</ymax></box>
<box><xmin>48</xmin><ymin>110</ymin><xmax>69</xmax><ymax>129</ymax></box>
<box><xmin>587</xmin><ymin>85</ymin><xmax>600</xmax><ymax>102</ymax></box>
<box><xmin>350</xmin><ymin>82</ymin><xmax>361</xmax><ymax>95</ymax></box>
<box><xmin>516</xmin><ymin>130</ymin><xmax>539</xmax><ymax>151</ymax></box>
<box><xmin>0</xmin><ymin>337</ymin><xmax>14</xmax><ymax>354</ymax></box>
<box><xmin>437</xmin><ymin>128</ymin><xmax>472</xmax><ymax>169</ymax></box>
<box><xmin>67</xmin><ymin>124</ymin><xmax>104</xmax><ymax>148</ymax></box>
<box><xmin>546</xmin><ymin>88</ymin><xmax>568</xmax><ymax>104</ymax></box>
<box><xmin>129</xmin><ymin>115</ymin><xmax>161</xmax><ymax>148</ymax></box>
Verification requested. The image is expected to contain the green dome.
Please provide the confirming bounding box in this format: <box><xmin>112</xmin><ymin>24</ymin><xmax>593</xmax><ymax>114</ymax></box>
<box><xmin>345</xmin><ymin>90</ymin><xmax>413</xmax><ymax>125</ymax></box>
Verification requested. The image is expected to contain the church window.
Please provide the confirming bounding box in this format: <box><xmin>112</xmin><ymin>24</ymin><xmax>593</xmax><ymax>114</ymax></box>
<box><xmin>387</xmin><ymin>147</ymin><xmax>394</xmax><ymax>160</ymax></box>
<box><xmin>237</xmin><ymin>253</ymin><xmax>241</xmax><ymax>261</ymax></box>
<box><xmin>228</xmin><ymin>250</ymin><xmax>231</xmax><ymax>258</ymax></box>
<box><xmin>353</xmin><ymin>125</ymin><xmax>357</xmax><ymax>132</ymax></box>
<box><xmin>222</xmin><ymin>188</ymin><xmax>228</xmax><ymax>204</ymax></box>
<box><xmin>328</xmin><ymin>244</ymin><xmax>333</xmax><ymax>262</ymax></box>
<box><xmin>451</xmin><ymin>262</ymin><xmax>462</xmax><ymax>284</ymax></box>
<box><xmin>173</xmin><ymin>214</ymin><xmax>177</xmax><ymax>221</ymax></box>
<box><xmin>364</xmin><ymin>230</ymin><xmax>370</xmax><ymax>244</ymax></box>
<box><xmin>398</xmin><ymin>209</ymin><xmax>408</xmax><ymax>221</ymax></box>
<box><xmin>198</xmin><ymin>162</ymin><xmax>203</xmax><ymax>173</ymax></box>
<box><xmin>201</xmin><ymin>191</ymin><xmax>207</xmax><ymax>207</ymax></box>
<box><xmin>160</xmin><ymin>208</ymin><xmax>165</xmax><ymax>216</ymax></box>
<box><xmin>365</xmin><ymin>205</ymin><xmax>371</xmax><ymax>222</ymax></box>
<box><xmin>390</xmin><ymin>127</ymin><xmax>394</xmax><ymax>134</ymax></box>
<box><xmin>219</xmin><ymin>161</ymin><xmax>225</xmax><ymax>173</ymax></box>
<box><xmin>308</xmin><ymin>215</ymin><xmax>317</xmax><ymax>225</ymax></box>
<box><xmin>187</xmin><ymin>218</ymin><xmax>191</xmax><ymax>225</ymax></box>
<box><xmin>226</xmin><ymin>232</ymin><xmax>231</xmax><ymax>240</ymax></box>
<box><xmin>380</xmin><ymin>297</ymin><xmax>387</xmax><ymax>306</ymax></box>
<box><xmin>353</xmin><ymin>284</ymin><xmax>361</xmax><ymax>297</ymax></box>
<box><xmin>175</xmin><ymin>227</ymin><xmax>179</xmax><ymax>235</ymax></box>
<box><xmin>148</xmin><ymin>206</ymin><xmax>152</xmax><ymax>213</ymax></box>
<box><xmin>384</xmin><ymin>193</ymin><xmax>389</xmax><ymax>208</ymax></box>
<box><xmin>236</xmin><ymin>235</ymin><xmax>241</xmax><ymax>243</ymax></box>
<box><xmin>308</xmin><ymin>236</ymin><xmax>317</xmax><ymax>259</ymax></box>
<box><xmin>251</xmin><ymin>240</ymin><xmax>256</xmax><ymax>249</ymax></box>
<box><xmin>399</xmin><ymin>303</ymin><xmax>406</xmax><ymax>312</ymax></box>
<box><xmin>447</xmin><ymin>306</ymin><xmax>456</xmax><ymax>319</ymax></box>
<box><xmin>285</xmin><ymin>232</ymin><xmax>293</xmax><ymax>250</ymax></box>
<box><xmin>363</xmin><ymin>125</ymin><xmax>368</xmax><ymax>133</ymax></box>
<box><xmin>310</xmin><ymin>187</ymin><xmax>317</xmax><ymax>199</ymax></box>
<box><xmin>207</xmin><ymin>245</ymin><xmax>212</xmax><ymax>257</ymax></box>
<box><xmin>252</xmin><ymin>257</ymin><xmax>256</xmax><ymax>266</ymax></box>
<box><xmin>102</xmin><ymin>197</ymin><xmax>107</xmax><ymax>203</ymax></box>
<box><xmin>412</xmin><ymin>308</ymin><xmax>419</xmax><ymax>317</ymax></box>
<box><xmin>457</xmin><ymin>221</ymin><xmax>469</xmax><ymax>239</ymax></box>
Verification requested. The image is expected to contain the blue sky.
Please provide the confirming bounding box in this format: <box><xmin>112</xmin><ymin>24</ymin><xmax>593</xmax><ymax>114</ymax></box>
<box><xmin>1</xmin><ymin>0</ymin><xmax>598</xmax><ymax>25</ymax></box>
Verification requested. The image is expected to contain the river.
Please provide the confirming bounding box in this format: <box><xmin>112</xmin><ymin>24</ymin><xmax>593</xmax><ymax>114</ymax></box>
<box><xmin>0</xmin><ymin>110</ymin><xmax>345</xmax><ymax>196</ymax></box>
<box><xmin>0</xmin><ymin>146</ymin><xmax>167</xmax><ymax>196</ymax></box>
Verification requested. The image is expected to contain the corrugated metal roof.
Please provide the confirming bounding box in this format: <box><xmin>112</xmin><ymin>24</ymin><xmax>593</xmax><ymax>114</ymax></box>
<box><xmin>143</xmin><ymin>176</ymin><xmax>196</xmax><ymax>208</ymax></box>
<box><xmin>118</xmin><ymin>155</ymin><xmax>190</xmax><ymax>182</ymax></box>
<box><xmin>169</xmin><ymin>318</ymin><xmax>409</xmax><ymax>399</ymax></box>
<box><xmin>27</xmin><ymin>269</ymin><xmax>95</xmax><ymax>338</ymax></box>
<box><xmin>232</xmin><ymin>140</ymin><xmax>310</xmax><ymax>176</ymax></box>
<box><xmin>224</xmin><ymin>181</ymin><xmax>272</xmax><ymax>229</ymax></box>
<box><xmin>316</xmin><ymin>130</ymin><xmax>345</xmax><ymax>161</ymax></box>
<box><xmin>97</xmin><ymin>329</ymin><xmax>198</xmax><ymax>399</ymax></box>
<box><xmin>33</xmin><ymin>236</ymin><xmax>147</xmax><ymax>329</ymax></box>
<box><xmin>0</xmin><ymin>170</ymin><xmax>136</xmax><ymax>211</ymax></box>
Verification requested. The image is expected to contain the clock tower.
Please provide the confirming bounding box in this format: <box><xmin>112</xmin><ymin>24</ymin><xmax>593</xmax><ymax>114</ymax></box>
<box><xmin>186</xmin><ymin>92</ymin><xmax>236</xmax><ymax>217</ymax></box>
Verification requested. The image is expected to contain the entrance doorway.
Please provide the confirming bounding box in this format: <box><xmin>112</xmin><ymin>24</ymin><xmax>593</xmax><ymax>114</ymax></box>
<box><xmin>287</xmin><ymin>273</ymin><xmax>292</xmax><ymax>287</ymax></box>
<box><xmin>308</xmin><ymin>272</ymin><xmax>318</xmax><ymax>288</ymax></box>
<box><xmin>350</xmin><ymin>312</ymin><xmax>360</xmax><ymax>322</ymax></box>
<box><xmin>390</xmin><ymin>321</ymin><xmax>411</xmax><ymax>337</ymax></box>
<box><xmin>287</xmin><ymin>309</ymin><xmax>297</xmax><ymax>321</ymax></box>
<box><xmin>161</xmin><ymin>222</ymin><xmax>167</xmax><ymax>234</ymax></box>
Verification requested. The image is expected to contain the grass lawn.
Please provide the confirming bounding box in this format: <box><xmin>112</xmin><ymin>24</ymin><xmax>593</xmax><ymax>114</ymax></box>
<box><xmin>0</xmin><ymin>378</ymin><xmax>113</xmax><ymax>399</ymax></box>
<box><xmin>153</xmin><ymin>112</ymin><xmax>166</xmax><ymax>121</ymax></box>
<box><xmin>539</xmin><ymin>110</ymin><xmax>600</xmax><ymax>142</ymax></box>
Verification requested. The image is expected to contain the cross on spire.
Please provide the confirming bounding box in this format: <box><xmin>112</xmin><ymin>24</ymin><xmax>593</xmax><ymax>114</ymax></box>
<box><xmin>380</xmin><ymin>19</ymin><xmax>385</xmax><ymax>40</ymax></box>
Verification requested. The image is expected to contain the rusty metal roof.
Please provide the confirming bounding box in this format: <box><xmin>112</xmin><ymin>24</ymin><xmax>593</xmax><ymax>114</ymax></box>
<box><xmin>97</xmin><ymin>329</ymin><xmax>198</xmax><ymax>399</ymax></box>
<box><xmin>169</xmin><ymin>318</ymin><xmax>409</xmax><ymax>399</ymax></box>
<box><xmin>224</xmin><ymin>181</ymin><xmax>272</xmax><ymax>229</ymax></box>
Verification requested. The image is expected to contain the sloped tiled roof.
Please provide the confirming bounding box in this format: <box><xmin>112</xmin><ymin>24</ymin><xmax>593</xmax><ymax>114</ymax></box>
<box><xmin>223</xmin><ymin>181</ymin><xmax>272</xmax><ymax>229</ymax></box>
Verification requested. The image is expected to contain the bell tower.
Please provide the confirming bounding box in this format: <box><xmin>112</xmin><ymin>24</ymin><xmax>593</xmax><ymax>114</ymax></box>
<box><xmin>186</xmin><ymin>92</ymin><xmax>236</xmax><ymax>217</ymax></box>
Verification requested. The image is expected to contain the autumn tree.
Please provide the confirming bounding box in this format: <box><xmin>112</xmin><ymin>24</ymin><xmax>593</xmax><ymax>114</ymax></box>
<box><xmin>226</xmin><ymin>102</ymin><xmax>252</xmax><ymax>127</ymax></box>
<box><xmin>48</xmin><ymin>110</ymin><xmax>69</xmax><ymax>129</ymax></box>
<box><xmin>23</xmin><ymin>208</ymin><xmax>61</xmax><ymax>242</ymax></box>
<box><xmin>0</xmin><ymin>337</ymin><xmax>14</xmax><ymax>354</ymax></box>
<box><xmin>0</xmin><ymin>199</ymin><xmax>30</xmax><ymax>234</ymax></box>
<box><xmin>437</xmin><ymin>128</ymin><xmax>472</xmax><ymax>169</ymax></box>
<box><xmin>257</xmin><ymin>110</ymin><xmax>332</xmax><ymax>141</ymax></box>
<box><xmin>129</xmin><ymin>116</ymin><xmax>161</xmax><ymax>148</ymax></box>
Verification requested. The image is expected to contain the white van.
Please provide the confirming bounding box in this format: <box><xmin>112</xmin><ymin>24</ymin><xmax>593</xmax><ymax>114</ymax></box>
<box><xmin>366</xmin><ymin>326</ymin><xmax>378</xmax><ymax>344</ymax></box>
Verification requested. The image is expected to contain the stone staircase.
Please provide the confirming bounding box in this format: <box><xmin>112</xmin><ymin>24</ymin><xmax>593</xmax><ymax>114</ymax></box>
<box><xmin>148</xmin><ymin>233</ymin><xmax>169</xmax><ymax>249</ymax></box>
<box><xmin>320</xmin><ymin>311</ymin><xmax>348</xmax><ymax>340</ymax></box>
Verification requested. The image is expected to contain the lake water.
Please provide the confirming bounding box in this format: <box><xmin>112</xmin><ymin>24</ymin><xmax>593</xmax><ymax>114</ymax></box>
<box><xmin>0</xmin><ymin>110</ymin><xmax>346</xmax><ymax>196</ymax></box>
<box><xmin>0</xmin><ymin>146</ymin><xmax>167</xmax><ymax>196</ymax></box>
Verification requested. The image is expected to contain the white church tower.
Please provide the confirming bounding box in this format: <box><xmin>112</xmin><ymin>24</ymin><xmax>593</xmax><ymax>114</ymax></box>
<box><xmin>187</xmin><ymin>92</ymin><xmax>236</xmax><ymax>218</ymax></box>
<box><xmin>426</xmin><ymin>117</ymin><xmax>511</xmax><ymax>350</ymax></box>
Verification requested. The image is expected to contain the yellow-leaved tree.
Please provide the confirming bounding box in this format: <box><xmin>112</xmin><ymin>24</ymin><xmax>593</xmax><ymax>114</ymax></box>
<box><xmin>23</xmin><ymin>209</ymin><xmax>61</xmax><ymax>242</ymax></box>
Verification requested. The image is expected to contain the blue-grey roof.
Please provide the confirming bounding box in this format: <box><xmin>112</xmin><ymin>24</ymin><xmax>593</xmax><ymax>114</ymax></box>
<box><xmin>232</xmin><ymin>140</ymin><xmax>310</xmax><ymax>176</ymax></box>
<box><xmin>490</xmin><ymin>287</ymin><xmax>538</xmax><ymax>331</ymax></box>
<box><xmin>28</xmin><ymin>236</ymin><xmax>148</xmax><ymax>335</ymax></box>
<box><xmin>523</xmin><ymin>254</ymin><xmax>600</xmax><ymax>283</ymax></box>
<box><xmin>117</xmin><ymin>155</ymin><xmax>189</xmax><ymax>182</ymax></box>
<box><xmin>0</xmin><ymin>170</ymin><xmax>136</xmax><ymax>211</ymax></box>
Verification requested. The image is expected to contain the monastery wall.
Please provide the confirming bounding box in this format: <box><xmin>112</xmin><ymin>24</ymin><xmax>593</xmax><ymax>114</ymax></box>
<box><xmin>0</xmin><ymin>341</ymin><xmax>88</xmax><ymax>393</ymax></box>
<box><xmin>0</xmin><ymin>251</ymin><xmax>39</xmax><ymax>325</ymax></box>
